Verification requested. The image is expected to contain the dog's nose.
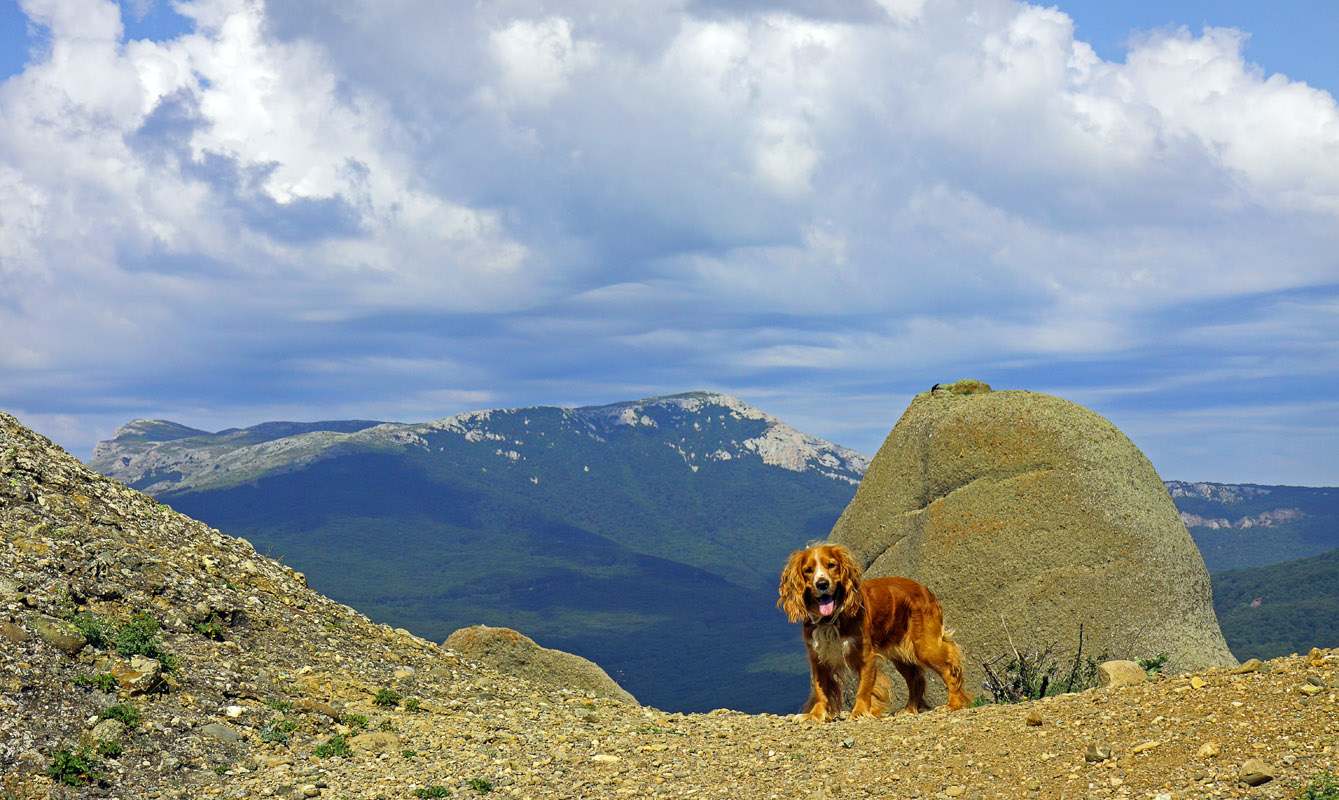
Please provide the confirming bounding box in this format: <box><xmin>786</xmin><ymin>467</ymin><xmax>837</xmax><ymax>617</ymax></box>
<box><xmin>815</xmin><ymin>577</ymin><xmax>829</xmax><ymax>591</ymax></box>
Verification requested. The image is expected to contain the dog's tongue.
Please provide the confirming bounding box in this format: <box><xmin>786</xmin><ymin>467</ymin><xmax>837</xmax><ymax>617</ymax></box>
<box><xmin>819</xmin><ymin>598</ymin><xmax>836</xmax><ymax>617</ymax></box>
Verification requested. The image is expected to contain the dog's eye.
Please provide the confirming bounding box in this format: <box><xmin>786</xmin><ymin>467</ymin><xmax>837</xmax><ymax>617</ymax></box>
<box><xmin>803</xmin><ymin>567</ymin><xmax>813</xmax><ymax>574</ymax></box>
<box><xmin>827</xmin><ymin>561</ymin><xmax>836</xmax><ymax>569</ymax></box>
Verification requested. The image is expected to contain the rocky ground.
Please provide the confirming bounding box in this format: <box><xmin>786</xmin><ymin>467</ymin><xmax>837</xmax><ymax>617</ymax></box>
<box><xmin>2</xmin><ymin>410</ymin><xmax>1337</xmax><ymax>800</ymax></box>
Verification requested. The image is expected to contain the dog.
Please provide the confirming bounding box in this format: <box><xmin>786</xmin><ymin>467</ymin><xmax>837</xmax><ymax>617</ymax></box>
<box><xmin>777</xmin><ymin>543</ymin><xmax>972</xmax><ymax>720</ymax></box>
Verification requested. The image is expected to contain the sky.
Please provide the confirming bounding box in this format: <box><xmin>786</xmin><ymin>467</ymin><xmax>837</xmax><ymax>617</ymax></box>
<box><xmin>1</xmin><ymin>0</ymin><xmax>1337</xmax><ymax>487</ymax></box>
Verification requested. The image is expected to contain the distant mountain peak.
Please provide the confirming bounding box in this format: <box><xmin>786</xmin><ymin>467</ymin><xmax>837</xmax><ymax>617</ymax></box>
<box><xmin>90</xmin><ymin>392</ymin><xmax>869</xmax><ymax>494</ymax></box>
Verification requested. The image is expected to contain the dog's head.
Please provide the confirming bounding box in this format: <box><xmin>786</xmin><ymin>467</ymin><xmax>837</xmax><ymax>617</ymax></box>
<box><xmin>777</xmin><ymin>543</ymin><xmax>863</xmax><ymax>624</ymax></box>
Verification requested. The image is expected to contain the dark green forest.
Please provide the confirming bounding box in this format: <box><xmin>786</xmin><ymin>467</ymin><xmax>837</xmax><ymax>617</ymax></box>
<box><xmin>1212</xmin><ymin>545</ymin><xmax>1339</xmax><ymax>660</ymax></box>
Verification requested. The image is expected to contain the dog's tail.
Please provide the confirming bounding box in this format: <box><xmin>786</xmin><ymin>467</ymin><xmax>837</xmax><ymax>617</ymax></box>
<box><xmin>941</xmin><ymin>627</ymin><xmax>967</xmax><ymax>690</ymax></box>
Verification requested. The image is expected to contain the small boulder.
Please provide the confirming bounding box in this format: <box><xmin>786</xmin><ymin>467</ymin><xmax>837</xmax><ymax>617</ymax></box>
<box><xmin>1084</xmin><ymin>743</ymin><xmax>1112</xmax><ymax>762</ymax></box>
<box><xmin>1230</xmin><ymin>659</ymin><xmax>1263</xmax><ymax>675</ymax></box>
<box><xmin>0</xmin><ymin>620</ymin><xmax>27</xmax><ymax>644</ymax></box>
<box><xmin>291</xmin><ymin>698</ymin><xmax>341</xmax><ymax>720</ymax></box>
<box><xmin>199</xmin><ymin>722</ymin><xmax>242</xmax><ymax>743</ymax></box>
<box><xmin>112</xmin><ymin>654</ymin><xmax>163</xmax><ymax>694</ymax></box>
<box><xmin>444</xmin><ymin>625</ymin><xmax>637</xmax><ymax>705</ymax></box>
<box><xmin>350</xmin><ymin>732</ymin><xmax>401</xmax><ymax>753</ymax></box>
<box><xmin>1098</xmin><ymin>661</ymin><xmax>1147</xmax><ymax>688</ymax></box>
<box><xmin>91</xmin><ymin>717</ymin><xmax>125</xmax><ymax>742</ymax></box>
<box><xmin>32</xmin><ymin>615</ymin><xmax>87</xmax><ymax>654</ymax></box>
<box><xmin>1238</xmin><ymin>758</ymin><xmax>1276</xmax><ymax>786</ymax></box>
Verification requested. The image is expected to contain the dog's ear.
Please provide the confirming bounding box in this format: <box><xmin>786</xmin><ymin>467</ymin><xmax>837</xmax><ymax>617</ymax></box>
<box><xmin>833</xmin><ymin>545</ymin><xmax>864</xmax><ymax>618</ymax></box>
<box><xmin>777</xmin><ymin>550</ymin><xmax>809</xmax><ymax>623</ymax></box>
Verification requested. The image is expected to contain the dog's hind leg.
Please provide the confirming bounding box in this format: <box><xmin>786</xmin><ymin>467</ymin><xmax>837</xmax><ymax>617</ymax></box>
<box><xmin>918</xmin><ymin>631</ymin><xmax>973</xmax><ymax>710</ymax></box>
<box><xmin>892</xmin><ymin>660</ymin><xmax>929</xmax><ymax>714</ymax></box>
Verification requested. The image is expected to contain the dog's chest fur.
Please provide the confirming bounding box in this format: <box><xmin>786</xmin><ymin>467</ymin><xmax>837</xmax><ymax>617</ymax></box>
<box><xmin>808</xmin><ymin>623</ymin><xmax>857</xmax><ymax>669</ymax></box>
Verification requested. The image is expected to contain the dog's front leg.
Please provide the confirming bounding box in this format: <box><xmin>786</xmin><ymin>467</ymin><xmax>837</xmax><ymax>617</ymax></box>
<box><xmin>849</xmin><ymin>648</ymin><xmax>886</xmax><ymax>718</ymax></box>
<box><xmin>801</xmin><ymin>650</ymin><xmax>841</xmax><ymax>721</ymax></box>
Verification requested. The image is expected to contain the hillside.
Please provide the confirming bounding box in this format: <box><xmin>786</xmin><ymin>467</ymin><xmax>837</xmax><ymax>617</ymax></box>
<box><xmin>89</xmin><ymin>393</ymin><xmax>868</xmax><ymax>713</ymax></box>
<box><xmin>1167</xmin><ymin>481</ymin><xmax>1339</xmax><ymax>573</ymax></box>
<box><xmin>5</xmin><ymin>409</ymin><xmax>1339</xmax><ymax>800</ymax></box>
<box><xmin>1213</xmin><ymin>545</ymin><xmax>1339</xmax><ymax>661</ymax></box>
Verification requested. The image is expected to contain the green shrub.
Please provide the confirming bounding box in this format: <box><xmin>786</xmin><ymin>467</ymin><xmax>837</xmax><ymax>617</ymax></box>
<box><xmin>464</xmin><ymin>778</ymin><xmax>493</xmax><ymax>794</ymax></box>
<box><xmin>69</xmin><ymin>613</ymin><xmax>115</xmax><ymax>649</ymax></box>
<box><xmin>45</xmin><ymin>747</ymin><xmax>103</xmax><ymax>786</ymax></box>
<box><xmin>374</xmin><ymin>688</ymin><xmax>401</xmax><ymax>707</ymax></box>
<box><xmin>73</xmin><ymin>611</ymin><xmax>178</xmax><ymax>671</ymax></box>
<box><xmin>1299</xmin><ymin>770</ymin><xmax>1339</xmax><ymax>800</ymax></box>
<box><xmin>260</xmin><ymin>720</ymin><xmax>297</xmax><ymax>745</ymax></box>
<box><xmin>978</xmin><ymin>624</ymin><xmax>1106</xmax><ymax>704</ymax></box>
<box><xmin>73</xmin><ymin>672</ymin><xmax>117</xmax><ymax>693</ymax></box>
<box><xmin>313</xmin><ymin>734</ymin><xmax>351</xmax><ymax>759</ymax></box>
<box><xmin>99</xmin><ymin>703</ymin><xmax>141</xmax><ymax>727</ymax></box>
<box><xmin>113</xmin><ymin>612</ymin><xmax>177</xmax><ymax>670</ymax></box>
<box><xmin>94</xmin><ymin>739</ymin><xmax>123</xmax><ymax>758</ymax></box>
<box><xmin>1138</xmin><ymin>653</ymin><xmax>1170</xmax><ymax>676</ymax></box>
<box><xmin>339</xmin><ymin>712</ymin><xmax>368</xmax><ymax>730</ymax></box>
<box><xmin>190</xmin><ymin>617</ymin><xmax>226</xmax><ymax>640</ymax></box>
<box><xmin>403</xmin><ymin>697</ymin><xmax>420</xmax><ymax>713</ymax></box>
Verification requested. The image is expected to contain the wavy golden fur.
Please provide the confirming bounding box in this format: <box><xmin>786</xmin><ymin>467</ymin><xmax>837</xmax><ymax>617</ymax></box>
<box><xmin>777</xmin><ymin>543</ymin><xmax>972</xmax><ymax>720</ymax></box>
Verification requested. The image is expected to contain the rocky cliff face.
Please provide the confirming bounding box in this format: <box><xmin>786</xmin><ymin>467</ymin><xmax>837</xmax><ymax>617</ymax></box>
<box><xmin>827</xmin><ymin>385</ymin><xmax>1238</xmax><ymax>705</ymax></box>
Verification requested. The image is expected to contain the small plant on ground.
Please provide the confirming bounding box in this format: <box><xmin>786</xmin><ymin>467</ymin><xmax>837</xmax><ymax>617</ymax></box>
<box><xmin>374</xmin><ymin>688</ymin><xmax>401</xmax><ymax>707</ymax></box>
<box><xmin>314</xmin><ymin>734</ymin><xmax>351</xmax><ymax>759</ymax></box>
<box><xmin>45</xmin><ymin>746</ymin><xmax>103</xmax><ymax>786</ymax></box>
<box><xmin>403</xmin><ymin>697</ymin><xmax>420</xmax><ymax>712</ymax></box>
<box><xmin>99</xmin><ymin>703</ymin><xmax>141</xmax><ymax>727</ymax></box>
<box><xmin>267</xmin><ymin>699</ymin><xmax>293</xmax><ymax>712</ymax></box>
<box><xmin>463</xmin><ymin>778</ymin><xmax>493</xmax><ymax>794</ymax></box>
<box><xmin>190</xmin><ymin>617</ymin><xmax>226</xmax><ymax>640</ymax></box>
<box><xmin>1138</xmin><ymin>653</ymin><xmax>1170</xmax><ymax>676</ymax></box>
<box><xmin>73</xmin><ymin>672</ymin><xmax>117</xmax><ymax>693</ymax></box>
<box><xmin>1298</xmin><ymin>770</ymin><xmax>1339</xmax><ymax>800</ymax></box>
<box><xmin>378</xmin><ymin>719</ymin><xmax>396</xmax><ymax>732</ymax></box>
<box><xmin>113</xmin><ymin>611</ymin><xmax>178</xmax><ymax>670</ymax></box>
<box><xmin>635</xmin><ymin>725</ymin><xmax>685</xmax><ymax>736</ymax></box>
<box><xmin>979</xmin><ymin>624</ymin><xmax>1108</xmax><ymax>704</ymax></box>
<box><xmin>70</xmin><ymin>613</ymin><xmax>115</xmax><ymax>649</ymax></box>
<box><xmin>73</xmin><ymin>611</ymin><xmax>178</xmax><ymax>671</ymax></box>
<box><xmin>413</xmin><ymin>786</ymin><xmax>451</xmax><ymax>798</ymax></box>
<box><xmin>260</xmin><ymin>719</ymin><xmax>298</xmax><ymax>745</ymax></box>
<box><xmin>339</xmin><ymin>712</ymin><xmax>368</xmax><ymax>730</ymax></box>
<box><xmin>94</xmin><ymin>739</ymin><xmax>123</xmax><ymax>759</ymax></box>
<box><xmin>402</xmin><ymin>749</ymin><xmax>417</xmax><ymax>759</ymax></box>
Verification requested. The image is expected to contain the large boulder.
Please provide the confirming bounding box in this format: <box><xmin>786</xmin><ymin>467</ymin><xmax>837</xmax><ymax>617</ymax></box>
<box><xmin>829</xmin><ymin>385</ymin><xmax>1235</xmax><ymax>703</ymax></box>
<box><xmin>444</xmin><ymin>625</ymin><xmax>637</xmax><ymax>705</ymax></box>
